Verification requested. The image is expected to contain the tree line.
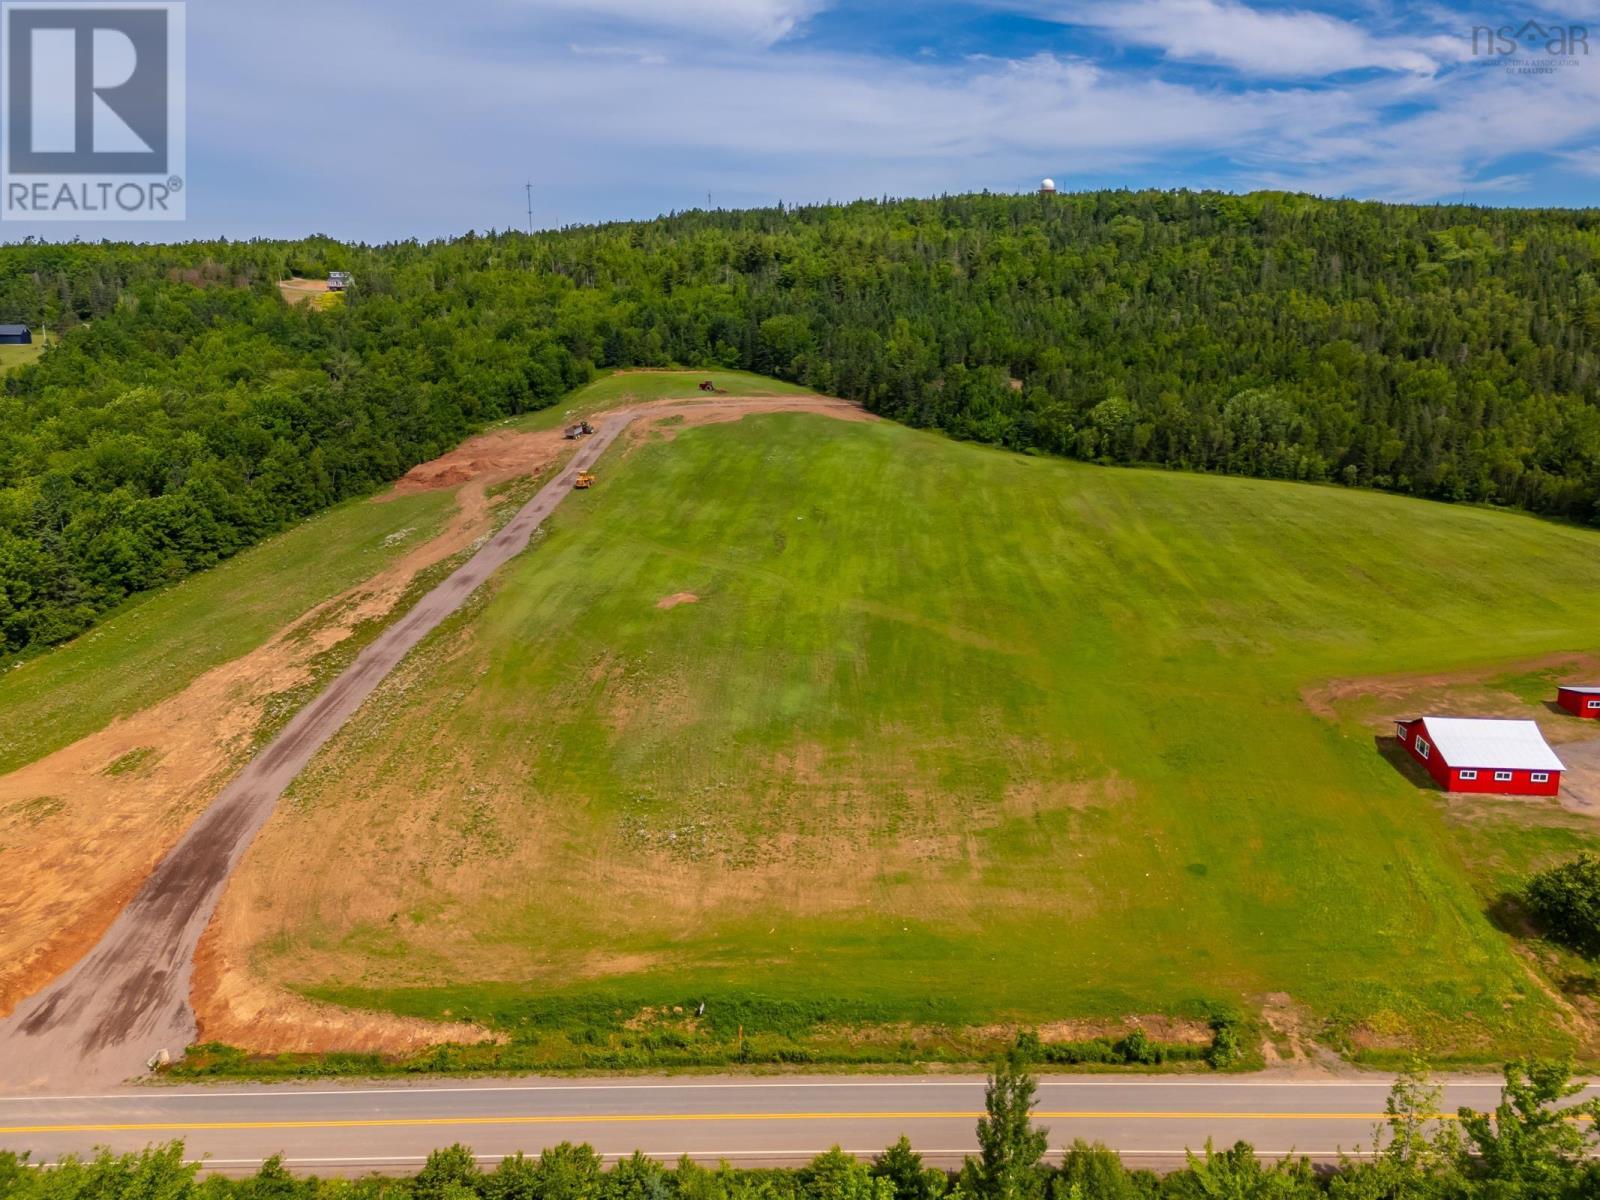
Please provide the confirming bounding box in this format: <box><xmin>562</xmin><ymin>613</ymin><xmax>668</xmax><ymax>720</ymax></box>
<box><xmin>5</xmin><ymin>1056</ymin><xmax>1598</xmax><ymax>1199</ymax></box>
<box><xmin>5</xmin><ymin>189</ymin><xmax>1600</xmax><ymax>656</ymax></box>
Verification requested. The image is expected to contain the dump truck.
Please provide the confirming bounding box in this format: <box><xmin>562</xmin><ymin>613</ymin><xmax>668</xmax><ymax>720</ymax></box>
<box><xmin>563</xmin><ymin>421</ymin><xmax>595</xmax><ymax>440</ymax></box>
<box><xmin>574</xmin><ymin>471</ymin><xmax>596</xmax><ymax>490</ymax></box>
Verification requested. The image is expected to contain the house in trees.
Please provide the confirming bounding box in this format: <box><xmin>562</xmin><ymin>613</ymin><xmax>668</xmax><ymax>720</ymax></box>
<box><xmin>0</xmin><ymin>325</ymin><xmax>31</xmax><ymax>344</ymax></box>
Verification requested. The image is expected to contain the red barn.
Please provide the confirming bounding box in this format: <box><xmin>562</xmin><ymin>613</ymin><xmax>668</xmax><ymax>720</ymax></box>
<box><xmin>1394</xmin><ymin>717</ymin><xmax>1564</xmax><ymax>796</ymax></box>
<box><xmin>1556</xmin><ymin>686</ymin><xmax>1600</xmax><ymax>719</ymax></box>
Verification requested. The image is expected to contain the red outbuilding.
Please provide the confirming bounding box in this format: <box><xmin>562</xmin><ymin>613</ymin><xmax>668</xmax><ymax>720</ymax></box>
<box><xmin>1557</xmin><ymin>686</ymin><xmax>1600</xmax><ymax>719</ymax></box>
<box><xmin>1394</xmin><ymin>717</ymin><xmax>1564</xmax><ymax>796</ymax></box>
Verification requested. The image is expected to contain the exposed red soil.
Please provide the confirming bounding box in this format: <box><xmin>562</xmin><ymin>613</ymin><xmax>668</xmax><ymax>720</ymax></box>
<box><xmin>197</xmin><ymin>392</ymin><xmax>875</xmax><ymax>1053</ymax></box>
<box><xmin>0</xmin><ymin>391</ymin><xmax>873</xmax><ymax>1059</ymax></box>
<box><xmin>1302</xmin><ymin>651</ymin><xmax>1600</xmax><ymax>725</ymax></box>
<box><xmin>189</xmin><ymin>934</ymin><xmax>499</xmax><ymax>1054</ymax></box>
<box><xmin>0</xmin><ymin>452</ymin><xmax>533</xmax><ymax>1023</ymax></box>
<box><xmin>390</xmin><ymin>428</ymin><xmax>567</xmax><ymax>496</ymax></box>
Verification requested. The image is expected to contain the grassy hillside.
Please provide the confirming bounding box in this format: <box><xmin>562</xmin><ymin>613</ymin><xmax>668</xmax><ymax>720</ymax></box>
<box><xmin>0</xmin><ymin>490</ymin><xmax>453</xmax><ymax>774</ymax></box>
<box><xmin>11</xmin><ymin>193</ymin><xmax>1600</xmax><ymax>665</ymax></box>
<box><xmin>226</xmin><ymin>380</ymin><xmax>1600</xmax><ymax>1066</ymax></box>
<box><xmin>0</xmin><ymin>343</ymin><xmax>42</xmax><ymax>374</ymax></box>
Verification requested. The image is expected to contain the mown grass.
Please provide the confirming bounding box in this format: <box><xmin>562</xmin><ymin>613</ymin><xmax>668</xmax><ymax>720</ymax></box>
<box><xmin>0</xmin><ymin>342</ymin><xmax>42</xmax><ymax>373</ymax></box>
<box><xmin>503</xmin><ymin>368</ymin><xmax>816</xmax><ymax>434</ymax></box>
<box><xmin>0</xmin><ymin>490</ymin><xmax>453</xmax><ymax>774</ymax></box>
<box><xmin>249</xmin><ymin>467</ymin><xmax>558</xmax><ymax>752</ymax></box>
<box><xmin>230</xmin><ymin>377</ymin><xmax>1600</xmax><ymax>1067</ymax></box>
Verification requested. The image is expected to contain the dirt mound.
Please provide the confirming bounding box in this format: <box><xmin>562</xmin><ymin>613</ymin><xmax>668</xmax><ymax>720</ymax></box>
<box><xmin>391</xmin><ymin>429</ymin><xmax>566</xmax><ymax>497</ymax></box>
<box><xmin>657</xmin><ymin>592</ymin><xmax>700</xmax><ymax>609</ymax></box>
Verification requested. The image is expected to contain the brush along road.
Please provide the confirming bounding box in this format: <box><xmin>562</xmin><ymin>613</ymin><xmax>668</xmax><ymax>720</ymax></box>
<box><xmin>3</xmin><ymin>1075</ymin><xmax>1591</xmax><ymax>1173</ymax></box>
<box><xmin>0</xmin><ymin>409</ymin><xmax>648</xmax><ymax>1093</ymax></box>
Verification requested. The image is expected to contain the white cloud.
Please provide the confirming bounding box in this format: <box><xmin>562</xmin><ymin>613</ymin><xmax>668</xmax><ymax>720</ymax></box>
<box><xmin>175</xmin><ymin>3</ymin><xmax>1600</xmax><ymax>227</ymax></box>
<box><xmin>568</xmin><ymin>43</ymin><xmax>669</xmax><ymax>66</ymax></box>
<box><xmin>514</xmin><ymin>0</ymin><xmax>823</xmax><ymax>45</ymax></box>
<box><xmin>9</xmin><ymin>0</ymin><xmax>1600</xmax><ymax>242</ymax></box>
<box><xmin>184</xmin><ymin>13</ymin><xmax>1313</xmax><ymax>217</ymax></box>
<box><xmin>1051</xmin><ymin>0</ymin><xmax>1454</xmax><ymax>76</ymax></box>
<box><xmin>1238</xmin><ymin>54</ymin><xmax>1600</xmax><ymax>200</ymax></box>
<box><xmin>1561</xmin><ymin>146</ymin><xmax>1600</xmax><ymax>177</ymax></box>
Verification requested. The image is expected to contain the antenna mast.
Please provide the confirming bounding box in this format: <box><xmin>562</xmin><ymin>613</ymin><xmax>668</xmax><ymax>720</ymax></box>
<box><xmin>525</xmin><ymin>182</ymin><xmax>534</xmax><ymax>236</ymax></box>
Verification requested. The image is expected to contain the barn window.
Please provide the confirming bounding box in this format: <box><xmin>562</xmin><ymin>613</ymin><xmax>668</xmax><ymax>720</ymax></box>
<box><xmin>1494</xmin><ymin>770</ymin><xmax>1513</xmax><ymax>782</ymax></box>
<box><xmin>1416</xmin><ymin>738</ymin><xmax>1430</xmax><ymax>759</ymax></box>
<box><xmin>1396</xmin><ymin>723</ymin><xmax>1409</xmax><ymax>742</ymax></box>
<box><xmin>1459</xmin><ymin>770</ymin><xmax>1477</xmax><ymax>781</ymax></box>
<box><xmin>1589</xmin><ymin>700</ymin><xmax>1600</xmax><ymax>710</ymax></box>
<box><xmin>1532</xmin><ymin>772</ymin><xmax>1550</xmax><ymax>783</ymax></box>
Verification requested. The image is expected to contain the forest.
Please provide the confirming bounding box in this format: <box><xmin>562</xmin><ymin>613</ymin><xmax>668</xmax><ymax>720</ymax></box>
<box><xmin>3</xmin><ymin>188</ymin><xmax>1600</xmax><ymax>655</ymax></box>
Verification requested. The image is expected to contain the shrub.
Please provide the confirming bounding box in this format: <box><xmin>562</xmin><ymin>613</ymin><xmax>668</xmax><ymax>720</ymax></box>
<box><xmin>1111</xmin><ymin>1030</ymin><xmax>1159</xmax><ymax>1066</ymax></box>
<box><xmin>415</xmin><ymin>1144</ymin><xmax>482</xmax><ymax>1200</ymax></box>
<box><xmin>1526</xmin><ymin>854</ymin><xmax>1600</xmax><ymax>957</ymax></box>
<box><xmin>1206</xmin><ymin>1019</ymin><xmax>1243</xmax><ymax>1069</ymax></box>
<box><xmin>872</xmin><ymin>1137</ymin><xmax>948</xmax><ymax>1200</ymax></box>
<box><xmin>1054</xmin><ymin>1141</ymin><xmax>1138</xmax><ymax>1200</ymax></box>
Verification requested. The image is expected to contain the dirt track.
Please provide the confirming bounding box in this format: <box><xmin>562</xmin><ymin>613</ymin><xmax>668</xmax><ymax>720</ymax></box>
<box><xmin>0</xmin><ymin>416</ymin><xmax>633</xmax><ymax>1091</ymax></box>
<box><xmin>0</xmin><ymin>395</ymin><xmax>867</xmax><ymax>1090</ymax></box>
<box><xmin>0</xmin><ymin>431</ymin><xmax>555</xmax><ymax>1026</ymax></box>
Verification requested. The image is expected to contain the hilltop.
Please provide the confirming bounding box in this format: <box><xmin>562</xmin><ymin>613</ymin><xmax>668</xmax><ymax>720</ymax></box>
<box><xmin>5</xmin><ymin>190</ymin><xmax>1600</xmax><ymax>659</ymax></box>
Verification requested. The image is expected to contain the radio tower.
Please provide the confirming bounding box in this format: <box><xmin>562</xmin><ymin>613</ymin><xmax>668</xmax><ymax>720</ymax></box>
<box><xmin>525</xmin><ymin>182</ymin><xmax>534</xmax><ymax>236</ymax></box>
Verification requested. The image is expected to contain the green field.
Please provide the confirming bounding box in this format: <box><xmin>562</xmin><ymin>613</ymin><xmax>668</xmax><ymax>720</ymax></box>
<box><xmin>223</xmin><ymin>381</ymin><xmax>1600</xmax><ymax>1067</ymax></box>
<box><xmin>0</xmin><ymin>372</ymin><xmax>788</xmax><ymax>775</ymax></box>
<box><xmin>0</xmin><ymin>342</ymin><xmax>42</xmax><ymax>373</ymax></box>
<box><xmin>0</xmin><ymin>490</ymin><xmax>454</xmax><ymax>774</ymax></box>
<box><xmin>503</xmin><ymin>368</ymin><xmax>817</xmax><ymax>432</ymax></box>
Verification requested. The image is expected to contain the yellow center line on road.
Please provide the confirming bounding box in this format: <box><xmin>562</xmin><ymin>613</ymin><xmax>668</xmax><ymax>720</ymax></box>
<box><xmin>0</xmin><ymin>1110</ymin><xmax>1415</xmax><ymax>1135</ymax></box>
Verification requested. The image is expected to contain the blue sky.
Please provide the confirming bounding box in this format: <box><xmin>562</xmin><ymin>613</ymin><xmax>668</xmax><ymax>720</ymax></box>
<box><xmin>8</xmin><ymin>0</ymin><xmax>1600</xmax><ymax>242</ymax></box>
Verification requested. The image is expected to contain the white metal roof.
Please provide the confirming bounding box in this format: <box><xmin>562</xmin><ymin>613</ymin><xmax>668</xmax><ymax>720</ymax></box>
<box><xmin>1559</xmin><ymin>685</ymin><xmax>1600</xmax><ymax>695</ymax></box>
<box><xmin>1417</xmin><ymin>717</ymin><xmax>1565</xmax><ymax>772</ymax></box>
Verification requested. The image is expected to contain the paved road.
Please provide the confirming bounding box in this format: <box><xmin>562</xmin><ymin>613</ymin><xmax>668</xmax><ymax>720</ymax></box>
<box><xmin>0</xmin><ymin>417</ymin><xmax>636</xmax><ymax>1093</ymax></box>
<box><xmin>0</xmin><ymin>1075</ymin><xmax>1574</xmax><ymax>1174</ymax></box>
